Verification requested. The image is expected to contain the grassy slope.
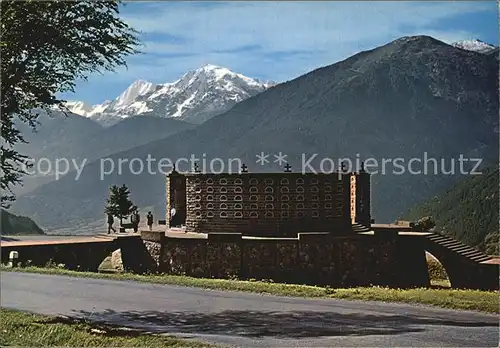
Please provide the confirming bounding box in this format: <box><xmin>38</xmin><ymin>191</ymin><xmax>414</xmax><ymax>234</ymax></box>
<box><xmin>2</xmin><ymin>266</ymin><xmax>497</xmax><ymax>314</ymax></box>
<box><xmin>403</xmin><ymin>167</ymin><xmax>499</xmax><ymax>254</ymax></box>
<box><xmin>0</xmin><ymin>309</ymin><xmax>210</xmax><ymax>347</ymax></box>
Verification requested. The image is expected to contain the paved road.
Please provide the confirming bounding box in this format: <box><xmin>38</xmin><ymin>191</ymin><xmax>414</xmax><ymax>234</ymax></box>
<box><xmin>1</xmin><ymin>272</ymin><xmax>498</xmax><ymax>347</ymax></box>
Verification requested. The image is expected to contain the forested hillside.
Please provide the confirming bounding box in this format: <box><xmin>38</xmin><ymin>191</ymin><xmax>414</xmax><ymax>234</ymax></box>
<box><xmin>403</xmin><ymin>167</ymin><xmax>499</xmax><ymax>255</ymax></box>
<box><xmin>1</xmin><ymin>210</ymin><xmax>45</xmax><ymax>235</ymax></box>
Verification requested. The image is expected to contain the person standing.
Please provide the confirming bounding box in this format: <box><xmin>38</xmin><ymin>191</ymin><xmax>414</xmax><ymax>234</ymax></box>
<box><xmin>107</xmin><ymin>213</ymin><xmax>115</xmax><ymax>234</ymax></box>
<box><xmin>170</xmin><ymin>207</ymin><xmax>176</xmax><ymax>227</ymax></box>
<box><xmin>146</xmin><ymin>211</ymin><xmax>154</xmax><ymax>231</ymax></box>
<box><xmin>133</xmin><ymin>210</ymin><xmax>140</xmax><ymax>233</ymax></box>
<box><xmin>130</xmin><ymin>212</ymin><xmax>134</xmax><ymax>225</ymax></box>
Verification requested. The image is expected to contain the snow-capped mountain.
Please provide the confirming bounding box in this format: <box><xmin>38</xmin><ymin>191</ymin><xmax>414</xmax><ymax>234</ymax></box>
<box><xmin>451</xmin><ymin>39</ymin><xmax>497</xmax><ymax>54</ymax></box>
<box><xmin>65</xmin><ymin>65</ymin><xmax>275</xmax><ymax>126</ymax></box>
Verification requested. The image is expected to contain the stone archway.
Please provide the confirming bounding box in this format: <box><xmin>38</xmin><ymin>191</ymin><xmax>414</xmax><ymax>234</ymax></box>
<box><xmin>425</xmin><ymin>252</ymin><xmax>450</xmax><ymax>287</ymax></box>
<box><xmin>422</xmin><ymin>236</ymin><xmax>498</xmax><ymax>290</ymax></box>
<box><xmin>423</xmin><ymin>245</ymin><xmax>471</xmax><ymax>288</ymax></box>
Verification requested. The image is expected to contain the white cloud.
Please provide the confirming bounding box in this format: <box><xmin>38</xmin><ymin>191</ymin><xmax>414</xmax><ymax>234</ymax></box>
<box><xmin>124</xmin><ymin>1</ymin><xmax>489</xmax><ymax>51</ymax></box>
<box><xmin>69</xmin><ymin>1</ymin><xmax>493</xmax><ymax>103</ymax></box>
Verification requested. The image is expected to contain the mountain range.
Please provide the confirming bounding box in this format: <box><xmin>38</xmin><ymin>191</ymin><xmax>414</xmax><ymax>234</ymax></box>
<box><xmin>9</xmin><ymin>36</ymin><xmax>499</xmax><ymax>234</ymax></box>
<box><xmin>13</xmin><ymin>65</ymin><xmax>268</xmax><ymax>196</ymax></box>
<box><xmin>13</xmin><ymin>112</ymin><xmax>194</xmax><ymax>196</ymax></box>
<box><xmin>63</xmin><ymin>64</ymin><xmax>274</xmax><ymax>126</ymax></box>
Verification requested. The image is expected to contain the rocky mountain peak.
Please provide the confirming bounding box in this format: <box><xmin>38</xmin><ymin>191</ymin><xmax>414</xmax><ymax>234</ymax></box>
<box><xmin>452</xmin><ymin>39</ymin><xmax>497</xmax><ymax>54</ymax></box>
<box><xmin>63</xmin><ymin>65</ymin><xmax>273</xmax><ymax>126</ymax></box>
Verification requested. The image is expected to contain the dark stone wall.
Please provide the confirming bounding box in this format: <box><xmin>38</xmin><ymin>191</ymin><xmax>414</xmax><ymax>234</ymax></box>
<box><xmin>0</xmin><ymin>236</ymin><xmax>158</xmax><ymax>274</ymax></box>
<box><xmin>0</xmin><ymin>241</ymin><xmax>117</xmax><ymax>272</ymax></box>
<box><xmin>141</xmin><ymin>232</ymin><xmax>432</xmax><ymax>288</ymax></box>
<box><xmin>393</xmin><ymin>234</ymin><xmax>430</xmax><ymax>288</ymax></box>
<box><xmin>162</xmin><ymin>238</ymin><xmax>207</xmax><ymax>276</ymax></box>
<box><xmin>111</xmin><ymin>236</ymin><xmax>158</xmax><ymax>273</ymax></box>
<box><xmin>144</xmin><ymin>241</ymin><xmax>161</xmax><ymax>266</ymax></box>
<box><xmin>174</xmin><ymin>172</ymin><xmax>354</xmax><ymax>237</ymax></box>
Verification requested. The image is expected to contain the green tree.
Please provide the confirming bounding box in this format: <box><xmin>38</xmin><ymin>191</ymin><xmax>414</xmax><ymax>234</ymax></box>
<box><xmin>1</xmin><ymin>0</ymin><xmax>139</xmax><ymax>207</ymax></box>
<box><xmin>403</xmin><ymin>167</ymin><xmax>498</xmax><ymax>250</ymax></box>
<box><xmin>414</xmin><ymin>216</ymin><xmax>436</xmax><ymax>232</ymax></box>
<box><xmin>484</xmin><ymin>232</ymin><xmax>499</xmax><ymax>256</ymax></box>
<box><xmin>104</xmin><ymin>184</ymin><xmax>136</xmax><ymax>226</ymax></box>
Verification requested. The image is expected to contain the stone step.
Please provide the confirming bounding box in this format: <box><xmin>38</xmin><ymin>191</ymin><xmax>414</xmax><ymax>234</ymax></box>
<box><xmin>458</xmin><ymin>249</ymin><xmax>485</xmax><ymax>258</ymax></box>
<box><xmin>352</xmin><ymin>224</ymin><xmax>371</xmax><ymax>231</ymax></box>
<box><xmin>427</xmin><ymin>233</ymin><xmax>451</xmax><ymax>240</ymax></box>
<box><xmin>471</xmin><ymin>255</ymin><xmax>492</xmax><ymax>262</ymax></box>
<box><xmin>94</xmin><ymin>234</ymin><xmax>117</xmax><ymax>241</ymax></box>
<box><xmin>425</xmin><ymin>233</ymin><xmax>491</xmax><ymax>264</ymax></box>
<box><xmin>461</xmin><ymin>249</ymin><xmax>487</xmax><ymax>258</ymax></box>
<box><xmin>435</xmin><ymin>241</ymin><xmax>469</xmax><ymax>251</ymax></box>
<box><xmin>438</xmin><ymin>241</ymin><xmax>482</xmax><ymax>255</ymax></box>
<box><xmin>470</xmin><ymin>255</ymin><xmax>490</xmax><ymax>261</ymax></box>
<box><xmin>438</xmin><ymin>240</ymin><xmax>464</xmax><ymax>247</ymax></box>
<box><xmin>466</xmin><ymin>256</ymin><xmax>491</xmax><ymax>263</ymax></box>
<box><xmin>427</xmin><ymin>236</ymin><xmax>450</xmax><ymax>243</ymax></box>
<box><xmin>450</xmin><ymin>245</ymin><xmax>477</xmax><ymax>254</ymax></box>
<box><xmin>460</xmin><ymin>249</ymin><xmax>488</xmax><ymax>258</ymax></box>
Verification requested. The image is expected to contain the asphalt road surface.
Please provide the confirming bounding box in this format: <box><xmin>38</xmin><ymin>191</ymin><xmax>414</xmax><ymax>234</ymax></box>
<box><xmin>1</xmin><ymin>272</ymin><xmax>498</xmax><ymax>347</ymax></box>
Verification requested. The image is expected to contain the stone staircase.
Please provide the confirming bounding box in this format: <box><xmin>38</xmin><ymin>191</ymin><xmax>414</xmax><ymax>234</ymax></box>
<box><xmin>424</xmin><ymin>232</ymin><xmax>492</xmax><ymax>263</ymax></box>
<box><xmin>93</xmin><ymin>233</ymin><xmax>118</xmax><ymax>241</ymax></box>
<box><xmin>352</xmin><ymin>223</ymin><xmax>372</xmax><ymax>233</ymax></box>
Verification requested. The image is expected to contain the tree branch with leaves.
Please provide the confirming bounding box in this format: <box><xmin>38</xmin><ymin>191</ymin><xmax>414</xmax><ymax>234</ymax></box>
<box><xmin>0</xmin><ymin>0</ymin><xmax>140</xmax><ymax>207</ymax></box>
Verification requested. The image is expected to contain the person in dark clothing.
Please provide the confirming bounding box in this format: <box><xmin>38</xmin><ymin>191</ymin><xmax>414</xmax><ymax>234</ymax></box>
<box><xmin>146</xmin><ymin>211</ymin><xmax>154</xmax><ymax>231</ymax></box>
<box><xmin>107</xmin><ymin>213</ymin><xmax>115</xmax><ymax>234</ymax></box>
<box><xmin>132</xmin><ymin>210</ymin><xmax>140</xmax><ymax>233</ymax></box>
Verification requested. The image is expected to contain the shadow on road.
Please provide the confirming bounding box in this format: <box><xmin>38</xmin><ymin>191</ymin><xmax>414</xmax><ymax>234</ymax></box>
<box><xmin>71</xmin><ymin>309</ymin><xmax>499</xmax><ymax>338</ymax></box>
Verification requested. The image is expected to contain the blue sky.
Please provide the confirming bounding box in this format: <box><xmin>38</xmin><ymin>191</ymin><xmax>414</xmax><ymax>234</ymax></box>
<box><xmin>60</xmin><ymin>1</ymin><xmax>498</xmax><ymax>105</ymax></box>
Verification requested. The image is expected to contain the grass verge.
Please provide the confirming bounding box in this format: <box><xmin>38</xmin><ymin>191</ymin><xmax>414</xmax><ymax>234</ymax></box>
<box><xmin>2</xmin><ymin>266</ymin><xmax>498</xmax><ymax>314</ymax></box>
<box><xmin>0</xmin><ymin>308</ymin><xmax>210</xmax><ymax>347</ymax></box>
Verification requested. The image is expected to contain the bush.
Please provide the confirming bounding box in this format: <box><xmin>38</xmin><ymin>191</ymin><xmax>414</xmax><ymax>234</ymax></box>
<box><xmin>414</xmin><ymin>216</ymin><xmax>436</xmax><ymax>232</ymax></box>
